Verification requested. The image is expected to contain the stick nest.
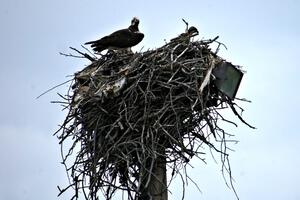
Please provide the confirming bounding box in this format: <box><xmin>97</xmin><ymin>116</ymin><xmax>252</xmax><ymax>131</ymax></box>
<box><xmin>56</xmin><ymin>35</ymin><xmax>252</xmax><ymax>200</ymax></box>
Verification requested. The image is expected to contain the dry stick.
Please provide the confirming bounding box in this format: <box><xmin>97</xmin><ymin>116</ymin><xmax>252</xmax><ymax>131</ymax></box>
<box><xmin>36</xmin><ymin>79</ymin><xmax>73</xmax><ymax>99</ymax></box>
<box><xmin>59</xmin><ymin>51</ymin><xmax>84</xmax><ymax>59</ymax></box>
<box><xmin>60</xmin><ymin>47</ymin><xmax>96</xmax><ymax>62</ymax></box>
<box><xmin>182</xmin><ymin>18</ymin><xmax>189</xmax><ymax>32</ymax></box>
<box><xmin>81</xmin><ymin>45</ymin><xmax>97</xmax><ymax>59</ymax></box>
<box><xmin>228</xmin><ymin>100</ymin><xmax>256</xmax><ymax>129</ymax></box>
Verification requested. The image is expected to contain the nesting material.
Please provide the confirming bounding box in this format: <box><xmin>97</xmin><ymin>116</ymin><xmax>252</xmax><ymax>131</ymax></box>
<box><xmin>56</xmin><ymin>34</ymin><xmax>252</xmax><ymax>200</ymax></box>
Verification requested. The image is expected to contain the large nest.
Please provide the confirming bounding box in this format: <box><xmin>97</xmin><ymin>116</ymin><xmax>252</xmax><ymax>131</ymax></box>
<box><xmin>56</xmin><ymin>33</ymin><xmax>253</xmax><ymax>200</ymax></box>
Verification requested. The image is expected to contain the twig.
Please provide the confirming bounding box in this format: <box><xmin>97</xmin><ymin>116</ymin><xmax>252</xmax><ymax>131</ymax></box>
<box><xmin>228</xmin><ymin>100</ymin><xmax>256</xmax><ymax>129</ymax></box>
<box><xmin>36</xmin><ymin>79</ymin><xmax>72</xmax><ymax>99</ymax></box>
<box><xmin>182</xmin><ymin>18</ymin><xmax>189</xmax><ymax>32</ymax></box>
<box><xmin>69</xmin><ymin>47</ymin><xmax>96</xmax><ymax>62</ymax></box>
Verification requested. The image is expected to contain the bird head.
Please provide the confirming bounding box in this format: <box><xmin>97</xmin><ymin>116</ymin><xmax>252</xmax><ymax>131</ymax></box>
<box><xmin>131</xmin><ymin>17</ymin><xmax>140</xmax><ymax>26</ymax></box>
<box><xmin>187</xmin><ymin>26</ymin><xmax>199</xmax><ymax>37</ymax></box>
<box><xmin>129</xmin><ymin>17</ymin><xmax>140</xmax><ymax>32</ymax></box>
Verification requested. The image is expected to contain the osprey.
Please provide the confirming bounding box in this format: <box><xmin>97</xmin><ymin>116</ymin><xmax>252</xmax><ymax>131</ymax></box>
<box><xmin>170</xmin><ymin>26</ymin><xmax>199</xmax><ymax>43</ymax></box>
<box><xmin>85</xmin><ymin>17</ymin><xmax>144</xmax><ymax>53</ymax></box>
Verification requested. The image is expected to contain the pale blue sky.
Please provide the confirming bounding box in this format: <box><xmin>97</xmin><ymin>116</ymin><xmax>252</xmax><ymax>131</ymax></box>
<box><xmin>1</xmin><ymin>0</ymin><xmax>300</xmax><ymax>199</ymax></box>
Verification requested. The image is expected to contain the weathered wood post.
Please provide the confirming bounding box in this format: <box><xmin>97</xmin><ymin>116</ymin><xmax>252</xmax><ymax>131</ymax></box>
<box><xmin>148</xmin><ymin>149</ymin><xmax>168</xmax><ymax>200</ymax></box>
<box><xmin>139</xmin><ymin>147</ymin><xmax>167</xmax><ymax>200</ymax></box>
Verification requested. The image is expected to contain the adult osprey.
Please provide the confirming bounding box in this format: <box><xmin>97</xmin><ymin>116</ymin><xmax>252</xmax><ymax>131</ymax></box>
<box><xmin>85</xmin><ymin>17</ymin><xmax>144</xmax><ymax>53</ymax></box>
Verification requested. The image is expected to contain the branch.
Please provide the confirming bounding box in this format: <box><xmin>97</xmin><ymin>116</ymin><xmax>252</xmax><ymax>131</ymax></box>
<box><xmin>182</xmin><ymin>18</ymin><xmax>189</xmax><ymax>32</ymax></box>
<box><xmin>60</xmin><ymin>47</ymin><xmax>96</xmax><ymax>62</ymax></box>
<box><xmin>228</xmin><ymin>100</ymin><xmax>256</xmax><ymax>129</ymax></box>
<box><xmin>36</xmin><ymin>79</ymin><xmax>73</xmax><ymax>99</ymax></box>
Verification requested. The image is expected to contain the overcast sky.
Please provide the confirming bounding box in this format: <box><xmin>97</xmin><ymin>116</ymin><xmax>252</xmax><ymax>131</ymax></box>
<box><xmin>1</xmin><ymin>0</ymin><xmax>300</xmax><ymax>199</ymax></box>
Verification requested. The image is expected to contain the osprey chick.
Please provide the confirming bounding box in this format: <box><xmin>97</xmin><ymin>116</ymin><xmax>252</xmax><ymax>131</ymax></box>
<box><xmin>170</xmin><ymin>26</ymin><xmax>199</xmax><ymax>43</ymax></box>
<box><xmin>85</xmin><ymin>17</ymin><xmax>144</xmax><ymax>53</ymax></box>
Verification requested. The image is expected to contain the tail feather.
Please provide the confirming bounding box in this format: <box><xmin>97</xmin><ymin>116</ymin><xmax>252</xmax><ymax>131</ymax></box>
<box><xmin>84</xmin><ymin>40</ymin><xmax>95</xmax><ymax>45</ymax></box>
<box><xmin>85</xmin><ymin>40</ymin><xmax>107</xmax><ymax>53</ymax></box>
<box><xmin>93</xmin><ymin>45</ymin><xmax>107</xmax><ymax>52</ymax></box>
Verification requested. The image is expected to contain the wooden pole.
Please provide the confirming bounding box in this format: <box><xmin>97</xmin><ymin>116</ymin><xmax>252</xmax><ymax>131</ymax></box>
<box><xmin>148</xmin><ymin>152</ymin><xmax>168</xmax><ymax>200</ymax></box>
